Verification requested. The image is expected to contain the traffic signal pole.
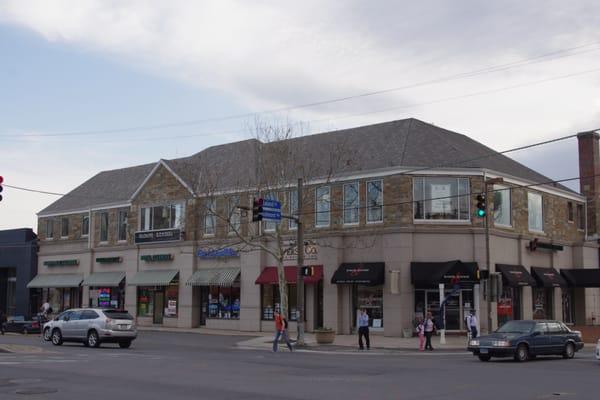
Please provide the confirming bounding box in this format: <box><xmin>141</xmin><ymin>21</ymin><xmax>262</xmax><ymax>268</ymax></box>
<box><xmin>296</xmin><ymin>177</ymin><xmax>305</xmax><ymax>346</ymax></box>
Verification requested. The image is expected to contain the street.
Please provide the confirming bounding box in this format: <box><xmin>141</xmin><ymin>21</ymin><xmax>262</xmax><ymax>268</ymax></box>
<box><xmin>0</xmin><ymin>331</ymin><xmax>598</xmax><ymax>400</ymax></box>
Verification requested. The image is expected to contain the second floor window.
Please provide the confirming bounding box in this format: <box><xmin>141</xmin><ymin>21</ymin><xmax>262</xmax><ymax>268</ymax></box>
<box><xmin>493</xmin><ymin>185</ymin><xmax>511</xmax><ymax>226</ymax></box>
<box><xmin>118</xmin><ymin>211</ymin><xmax>128</xmax><ymax>241</ymax></box>
<box><xmin>204</xmin><ymin>198</ymin><xmax>216</xmax><ymax>235</ymax></box>
<box><xmin>316</xmin><ymin>186</ymin><xmax>330</xmax><ymax>227</ymax></box>
<box><xmin>140</xmin><ymin>203</ymin><xmax>184</xmax><ymax>231</ymax></box>
<box><xmin>414</xmin><ymin>177</ymin><xmax>470</xmax><ymax>221</ymax></box>
<box><xmin>567</xmin><ymin>202</ymin><xmax>574</xmax><ymax>222</ymax></box>
<box><xmin>228</xmin><ymin>196</ymin><xmax>240</xmax><ymax>233</ymax></box>
<box><xmin>82</xmin><ymin>215</ymin><xmax>89</xmax><ymax>237</ymax></box>
<box><xmin>577</xmin><ymin>204</ymin><xmax>585</xmax><ymax>230</ymax></box>
<box><xmin>46</xmin><ymin>219</ymin><xmax>54</xmax><ymax>239</ymax></box>
<box><xmin>528</xmin><ymin>192</ymin><xmax>543</xmax><ymax>232</ymax></box>
<box><xmin>343</xmin><ymin>182</ymin><xmax>359</xmax><ymax>225</ymax></box>
<box><xmin>367</xmin><ymin>180</ymin><xmax>383</xmax><ymax>223</ymax></box>
<box><xmin>61</xmin><ymin>217</ymin><xmax>69</xmax><ymax>237</ymax></box>
<box><xmin>100</xmin><ymin>212</ymin><xmax>109</xmax><ymax>242</ymax></box>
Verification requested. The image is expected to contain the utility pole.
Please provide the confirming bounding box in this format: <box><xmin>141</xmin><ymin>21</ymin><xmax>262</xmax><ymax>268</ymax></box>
<box><xmin>296</xmin><ymin>177</ymin><xmax>305</xmax><ymax>346</ymax></box>
<box><xmin>484</xmin><ymin>177</ymin><xmax>503</xmax><ymax>333</ymax></box>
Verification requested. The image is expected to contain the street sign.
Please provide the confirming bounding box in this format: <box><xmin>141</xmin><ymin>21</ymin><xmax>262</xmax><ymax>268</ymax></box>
<box><xmin>262</xmin><ymin>199</ymin><xmax>281</xmax><ymax>209</ymax></box>
<box><xmin>261</xmin><ymin>210</ymin><xmax>281</xmax><ymax>221</ymax></box>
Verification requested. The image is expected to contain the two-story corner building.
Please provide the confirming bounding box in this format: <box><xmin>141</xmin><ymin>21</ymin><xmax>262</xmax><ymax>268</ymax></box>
<box><xmin>31</xmin><ymin>119</ymin><xmax>600</xmax><ymax>336</ymax></box>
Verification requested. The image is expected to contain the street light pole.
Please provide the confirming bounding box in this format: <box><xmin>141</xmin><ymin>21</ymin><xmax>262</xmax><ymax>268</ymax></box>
<box><xmin>296</xmin><ymin>177</ymin><xmax>305</xmax><ymax>346</ymax></box>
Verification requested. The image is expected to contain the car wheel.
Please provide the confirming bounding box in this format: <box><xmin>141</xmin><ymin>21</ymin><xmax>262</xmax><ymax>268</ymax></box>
<box><xmin>87</xmin><ymin>330</ymin><xmax>100</xmax><ymax>348</ymax></box>
<box><xmin>478</xmin><ymin>354</ymin><xmax>491</xmax><ymax>362</ymax></box>
<box><xmin>51</xmin><ymin>329</ymin><xmax>63</xmax><ymax>346</ymax></box>
<box><xmin>563</xmin><ymin>343</ymin><xmax>575</xmax><ymax>359</ymax></box>
<box><xmin>514</xmin><ymin>344</ymin><xmax>529</xmax><ymax>362</ymax></box>
<box><xmin>118</xmin><ymin>340</ymin><xmax>132</xmax><ymax>349</ymax></box>
<box><xmin>43</xmin><ymin>328</ymin><xmax>51</xmax><ymax>341</ymax></box>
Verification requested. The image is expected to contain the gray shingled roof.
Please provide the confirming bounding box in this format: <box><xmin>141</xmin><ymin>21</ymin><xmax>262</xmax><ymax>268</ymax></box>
<box><xmin>38</xmin><ymin>118</ymin><xmax>575</xmax><ymax>215</ymax></box>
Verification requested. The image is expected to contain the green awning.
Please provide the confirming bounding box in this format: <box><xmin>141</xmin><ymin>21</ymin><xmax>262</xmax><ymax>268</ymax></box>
<box><xmin>186</xmin><ymin>268</ymin><xmax>241</xmax><ymax>286</ymax></box>
<box><xmin>27</xmin><ymin>273</ymin><xmax>84</xmax><ymax>288</ymax></box>
<box><xmin>128</xmin><ymin>270</ymin><xmax>179</xmax><ymax>286</ymax></box>
<box><xmin>82</xmin><ymin>272</ymin><xmax>126</xmax><ymax>287</ymax></box>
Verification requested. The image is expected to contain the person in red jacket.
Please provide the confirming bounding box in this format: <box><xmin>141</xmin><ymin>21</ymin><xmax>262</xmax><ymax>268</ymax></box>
<box><xmin>273</xmin><ymin>311</ymin><xmax>293</xmax><ymax>352</ymax></box>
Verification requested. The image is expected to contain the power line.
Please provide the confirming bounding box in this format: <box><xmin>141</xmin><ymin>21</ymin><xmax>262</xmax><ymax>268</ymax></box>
<box><xmin>2</xmin><ymin>42</ymin><xmax>599</xmax><ymax>139</ymax></box>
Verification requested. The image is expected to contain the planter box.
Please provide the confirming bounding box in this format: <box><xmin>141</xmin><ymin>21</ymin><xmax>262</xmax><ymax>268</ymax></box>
<box><xmin>315</xmin><ymin>330</ymin><xmax>335</xmax><ymax>344</ymax></box>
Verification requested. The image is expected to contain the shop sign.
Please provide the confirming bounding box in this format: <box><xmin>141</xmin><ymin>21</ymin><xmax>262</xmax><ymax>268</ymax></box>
<box><xmin>283</xmin><ymin>241</ymin><xmax>318</xmax><ymax>261</ymax></box>
<box><xmin>165</xmin><ymin>300</ymin><xmax>177</xmax><ymax>316</ymax></box>
<box><xmin>197</xmin><ymin>247</ymin><xmax>239</xmax><ymax>259</ymax></box>
<box><xmin>44</xmin><ymin>259</ymin><xmax>79</xmax><ymax>267</ymax></box>
<box><xmin>98</xmin><ymin>288</ymin><xmax>111</xmax><ymax>308</ymax></box>
<box><xmin>134</xmin><ymin>229</ymin><xmax>181</xmax><ymax>244</ymax></box>
<box><xmin>141</xmin><ymin>254</ymin><xmax>174</xmax><ymax>262</ymax></box>
<box><xmin>95</xmin><ymin>257</ymin><xmax>123</xmax><ymax>264</ymax></box>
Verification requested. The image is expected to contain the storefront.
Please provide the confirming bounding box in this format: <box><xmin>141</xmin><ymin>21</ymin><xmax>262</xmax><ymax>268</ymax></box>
<box><xmin>331</xmin><ymin>263</ymin><xmax>385</xmax><ymax>330</ymax></box>
<box><xmin>496</xmin><ymin>264</ymin><xmax>536</xmax><ymax>325</ymax></box>
<box><xmin>187</xmin><ymin>267</ymin><xmax>241</xmax><ymax>325</ymax></box>
<box><xmin>129</xmin><ymin>270</ymin><xmax>179</xmax><ymax>325</ymax></box>
<box><xmin>82</xmin><ymin>272</ymin><xmax>126</xmax><ymax>309</ymax></box>
<box><xmin>411</xmin><ymin>260</ymin><xmax>478</xmax><ymax>331</ymax></box>
<box><xmin>530</xmin><ymin>267</ymin><xmax>566</xmax><ymax>320</ymax></box>
<box><xmin>256</xmin><ymin>265</ymin><xmax>323</xmax><ymax>323</ymax></box>
<box><xmin>560</xmin><ymin>268</ymin><xmax>600</xmax><ymax>325</ymax></box>
<box><xmin>26</xmin><ymin>273</ymin><xmax>84</xmax><ymax>313</ymax></box>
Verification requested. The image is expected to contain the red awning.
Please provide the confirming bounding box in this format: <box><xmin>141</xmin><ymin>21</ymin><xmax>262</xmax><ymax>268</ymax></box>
<box><xmin>255</xmin><ymin>266</ymin><xmax>323</xmax><ymax>285</ymax></box>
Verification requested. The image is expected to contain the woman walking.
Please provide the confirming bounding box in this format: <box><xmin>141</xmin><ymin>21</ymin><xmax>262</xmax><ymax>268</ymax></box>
<box><xmin>424</xmin><ymin>312</ymin><xmax>435</xmax><ymax>351</ymax></box>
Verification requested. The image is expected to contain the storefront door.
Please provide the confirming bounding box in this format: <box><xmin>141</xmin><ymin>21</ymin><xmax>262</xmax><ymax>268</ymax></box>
<box><xmin>352</xmin><ymin>285</ymin><xmax>384</xmax><ymax>329</ymax></box>
<box><xmin>153</xmin><ymin>290</ymin><xmax>164</xmax><ymax>324</ymax></box>
<box><xmin>418</xmin><ymin>289</ymin><xmax>473</xmax><ymax>330</ymax></box>
<box><xmin>200</xmin><ymin>287</ymin><xmax>208</xmax><ymax>326</ymax></box>
<box><xmin>498</xmin><ymin>287</ymin><xmax>522</xmax><ymax>325</ymax></box>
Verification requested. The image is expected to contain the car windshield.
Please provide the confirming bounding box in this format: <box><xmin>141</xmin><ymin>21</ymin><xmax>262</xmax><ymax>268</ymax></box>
<box><xmin>103</xmin><ymin>310</ymin><xmax>133</xmax><ymax>320</ymax></box>
<box><xmin>496</xmin><ymin>320</ymin><xmax>534</xmax><ymax>334</ymax></box>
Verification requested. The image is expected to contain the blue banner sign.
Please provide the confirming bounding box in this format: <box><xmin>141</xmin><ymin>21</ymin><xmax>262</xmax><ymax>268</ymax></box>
<box><xmin>197</xmin><ymin>247</ymin><xmax>240</xmax><ymax>259</ymax></box>
<box><xmin>261</xmin><ymin>211</ymin><xmax>281</xmax><ymax>221</ymax></box>
<box><xmin>262</xmin><ymin>199</ymin><xmax>281</xmax><ymax>209</ymax></box>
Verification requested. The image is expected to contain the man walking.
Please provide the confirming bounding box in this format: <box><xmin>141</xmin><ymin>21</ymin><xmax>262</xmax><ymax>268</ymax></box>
<box><xmin>466</xmin><ymin>310</ymin><xmax>478</xmax><ymax>339</ymax></box>
<box><xmin>358</xmin><ymin>308</ymin><xmax>370</xmax><ymax>350</ymax></box>
<box><xmin>424</xmin><ymin>311</ymin><xmax>435</xmax><ymax>350</ymax></box>
<box><xmin>272</xmin><ymin>311</ymin><xmax>293</xmax><ymax>352</ymax></box>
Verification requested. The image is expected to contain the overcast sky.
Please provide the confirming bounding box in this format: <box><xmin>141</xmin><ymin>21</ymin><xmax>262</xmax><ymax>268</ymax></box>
<box><xmin>1</xmin><ymin>0</ymin><xmax>599</xmax><ymax>231</ymax></box>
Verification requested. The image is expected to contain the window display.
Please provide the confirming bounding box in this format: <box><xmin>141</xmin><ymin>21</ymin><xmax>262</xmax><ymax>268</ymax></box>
<box><xmin>354</xmin><ymin>285</ymin><xmax>383</xmax><ymax>328</ymax></box>
<box><xmin>261</xmin><ymin>284</ymin><xmax>299</xmax><ymax>321</ymax></box>
<box><xmin>208</xmin><ymin>286</ymin><xmax>240</xmax><ymax>319</ymax></box>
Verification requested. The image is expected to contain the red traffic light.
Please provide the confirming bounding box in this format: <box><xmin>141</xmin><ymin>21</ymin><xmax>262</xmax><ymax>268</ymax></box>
<box><xmin>0</xmin><ymin>175</ymin><xmax>3</xmax><ymax>202</ymax></box>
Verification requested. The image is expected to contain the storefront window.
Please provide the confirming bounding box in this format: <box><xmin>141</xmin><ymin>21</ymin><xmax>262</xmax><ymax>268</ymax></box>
<box><xmin>353</xmin><ymin>285</ymin><xmax>383</xmax><ymax>328</ymax></box>
<box><xmin>165</xmin><ymin>285</ymin><xmax>179</xmax><ymax>318</ymax></box>
<box><xmin>45</xmin><ymin>287</ymin><xmax>81</xmax><ymax>313</ymax></box>
<box><xmin>498</xmin><ymin>287</ymin><xmax>521</xmax><ymax>325</ymax></box>
<box><xmin>562</xmin><ymin>288</ymin><xmax>575</xmax><ymax>324</ymax></box>
<box><xmin>532</xmin><ymin>287</ymin><xmax>553</xmax><ymax>320</ymax></box>
<box><xmin>208</xmin><ymin>286</ymin><xmax>240</xmax><ymax>319</ymax></box>
<box><xmin>261</xmin><ymin>284</ymin><xmax>299</xmax><ymax>321</ymax></box>
<box><xmin>137</xmin><ymin>288</ymin><xmax>154</xmax><ymax>317</ymax></box>
<box><xmin>414</xmin><ymin>288</ymin><xmax>473</xmax><ymax>330</ymax></box>
<box><xmin>89</xmin><ymin>287</ymin><xmax>122</xmax><ymax>309</ymax></box>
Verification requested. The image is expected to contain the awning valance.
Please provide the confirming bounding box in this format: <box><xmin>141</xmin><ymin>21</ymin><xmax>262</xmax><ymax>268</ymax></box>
<box><xmin>82</xmin><ymin>272</ymin><xmax>126</xmax><ymax>287</ymax></box>
<box><xmin>410</xmin><ymin>260</ymin><xmax>479</xmax><ymax>286</ymax></box>
<box><xmin>255</xmin><ymin>266</ymin><xmax>323</xmax><ymax>285</ymax></box>
<box><xmin>531</xmin><ymin>267</ymin><xmax>567</xmax><ymax>288</ymax></box>
<box><xmin>496</xmin><ymin>264</ymin><xmax>536</xmax><ymax>287</ymax></box>
<box><xmin>561</xmin><ymin>268</ymin><xmax>600</xmax><ymax>287</ymax></box>
<box><xmin>331</xmin><ymin>263</ymin><xmax>385</xmax><ymax>285</ymax></box>
<box><xmin>186</xmin><ymin>268</ymin><xmax>241</xmax><ymax>286</ymax></box>
<box><xmin>128</xmin><ymin>270</ymin><xmax>179</xmax><ymax>286</ymax></box>
<box><xmin>27</xmin><ymin>273</ymin><xmax>84</xmax><ymax>288</ymax></box>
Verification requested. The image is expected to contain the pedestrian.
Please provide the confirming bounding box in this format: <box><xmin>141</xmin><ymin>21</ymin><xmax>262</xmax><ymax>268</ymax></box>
<box><xmin>416</xmin><ymin>317</ymin><xmax>425</xmax><ymax>351</ymax></box>
<box><xmin>358</xmin><ymin>308</ymin><xmax>370</xmax><ymax>350</ymax></box>
<box><xmin>272</xmin><ymin>311</ymin><xmax>293</xmax><ymax>352</ymax></box>
<box><xmin>466</xmin><ymin>309</ymin><xmax>478</xmax><ymax>339</ymax></box>
<box><xmin>0</xmin><ymin>310</ymin><xmax>7</xmax><ymax>335</ymax></box>
<box><xmin>424</xmin><ymin>311</ymin><xmax>435</xmax><ymax>351</ymax></box>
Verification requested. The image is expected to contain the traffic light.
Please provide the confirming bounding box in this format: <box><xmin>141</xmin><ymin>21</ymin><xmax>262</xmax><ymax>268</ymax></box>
<box><xmin>301</xmin><ymin>266</ymin><xmax>314</xmax><ymax>277</ymax></box>
<box><xmin>252</xmin><ymin>198</ymin><xmax>263</xmax><ymax>222</ymax></box>
<box><xmin>0</xmin><ymin>175</ymin><xmax>3</xmax><ymax>202</ymax></box>
<box><xmin>476</xmin><ymin>193</ymin><xmax>486</xmax><ymax>217</ymax></box>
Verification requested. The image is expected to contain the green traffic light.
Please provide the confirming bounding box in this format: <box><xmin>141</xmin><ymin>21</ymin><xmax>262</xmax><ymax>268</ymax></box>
<box><xmin>477</xmin><ymin>209</ymin><xmax>486</xmax><ymax>217</ymax></box>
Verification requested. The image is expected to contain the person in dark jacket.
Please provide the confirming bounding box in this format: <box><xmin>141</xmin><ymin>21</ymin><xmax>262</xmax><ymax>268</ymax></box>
<box><xmin>0</xmin><ymin>310</ymin><xmax>7</xmax><ymax>335</ymax></box>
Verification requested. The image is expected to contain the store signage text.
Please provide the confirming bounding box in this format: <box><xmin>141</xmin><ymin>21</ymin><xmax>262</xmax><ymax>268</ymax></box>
<box><xmin>44</xmin><ymin>259</ymin><xmax>79</xmax><ymax>267</ymax></box>
<box><xmin>96</xmin><ymin>257</ymin><xmax>123</xmax><ymax>264</ymax></box>
<box><xmin>283</xmin><ymin>241</ymin><xmax>318</xmax><ymax>261</ymax></box>
<box><xmin>141</xmin><ymin>254</ymin><xmax>174</xmax><ymax>262</ymax></box>
<box><xmin>197</xmin><ymin>247</ymin><xmax>239</xmax><ymax>259</ymax></box>
<box><xmin>134</xmin><ymin>229</ymin><xmax>181</xmax><ymax>244</ymax></box>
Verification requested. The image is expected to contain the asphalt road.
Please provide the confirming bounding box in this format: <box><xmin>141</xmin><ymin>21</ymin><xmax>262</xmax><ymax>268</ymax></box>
<box><xmin>0</xmin><ymin>331</ymin><xmax>598</xmax><ymax>400</ymax></box>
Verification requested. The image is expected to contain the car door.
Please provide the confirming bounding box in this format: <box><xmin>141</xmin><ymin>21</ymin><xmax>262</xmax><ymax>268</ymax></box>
<box><xmin>62</xmin><ymin>310</ymin><xmax>82</xmax><ymax>339</ymax></box>
<box><xmin>547</xmin><ymin>321</ymin><xmax>567</xmax><ymax>354</ymax></box>
<box><xmin>529</xmin><ymin>322</ymin><xmax>550</xmax><ymax>355</ymax></box>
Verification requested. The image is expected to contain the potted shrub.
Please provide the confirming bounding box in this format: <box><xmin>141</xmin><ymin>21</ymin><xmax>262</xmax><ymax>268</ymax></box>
<box><xmin>314</xmin><ymin>327</ymin><xmax>336</xmax><ymax>344</ymax></box>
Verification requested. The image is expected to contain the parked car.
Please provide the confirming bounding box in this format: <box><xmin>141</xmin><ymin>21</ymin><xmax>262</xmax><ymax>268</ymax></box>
<box><xmin>467</xmin><ymin>320</ymin><xmax>583</xmax><ymax>362</ymax></box>
<box><xmin>596</xmin><ymin>339</ymin><xmax>600</xmax><ymax>360</ymax></box>
<box><xmin>1</xmin><ymin>315</ymin><xmax>47</xmax><ymax>334</ymax></box>
<box><xmin>43</xmin><ymin>308</ymin><xmax>137</xmax><ymax>348</ymax></box>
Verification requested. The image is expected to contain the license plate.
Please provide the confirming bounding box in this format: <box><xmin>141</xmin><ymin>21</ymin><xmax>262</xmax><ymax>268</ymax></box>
<box><xmin>480</xmin><ymin>348</ymin><xmax>489</xmax><ymax>354</ymax></box>
<box><xmin>119</xmin><ymin>325</ymin><xmax>129</xmax><ymax>330</ymax></box>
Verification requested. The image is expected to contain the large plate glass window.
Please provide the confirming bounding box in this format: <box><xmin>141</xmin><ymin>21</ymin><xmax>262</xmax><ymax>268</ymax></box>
<box><xmin>413</xmin><ymin>177</ymin><xmax>470</xmax><ymax>221</ymax></box>
<box><xmin>493</xmin><ymin>185</ymin><xmax>511</xmax><ymax>226</ymax></box>
<box><xmin>315</xmin><ymin>186</ymin><xmax>330</xmax><ymax>227</ymax></box>
<box><xmin>140</xmin><ymin>203</ymin><xmax>184</xmax><ymax>231</ymax></box>
<box><xmin>100</xmin><ymin>212</ymin><xmax>109</xmax><ymax>242</ymax></box>
<box><xmin>261</xmin><ymin>284</ymin><xmax>300</xmax><ymax>321</ymax></box>
<box><xmin>118</xmin><ymin>211</ymin><xmax>128</xmax><ymax>241</ymax></box>
<box><xmin>366</xmin><ymin>180</ymin><xmax>383</xmax><ymax>223</ymax></box>
<box><xmin>204</xmin><ymin>198</ymin><xmax>216</xmax><ymax>235</ymax></box>
<box><xmin>343</xmin><ymin>182</ymin><xmax>359</xmax><ymax>225</ymax></box>
<box><xmin>208</xmin><ymin>286</ymin><xmax>240</xmax><ymax>319</ymax></box>
<box><xmin>528</xmin><ymin>192</ymin><xmax>543</xmax><ymax>232</ymax></box>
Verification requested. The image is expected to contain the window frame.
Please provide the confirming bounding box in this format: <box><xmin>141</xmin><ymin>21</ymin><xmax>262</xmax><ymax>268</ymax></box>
<box><xmin>288</xmin><ymin>190</ymin><xmax>298</xmax><ymax>231</ymax></box>
<box><xmin>413</xmin><ymin>177</ymin><xmax>471</xmax><ymax>223</ymax></box>
<box><xmin>118</xmin><ymin>210</ymin><xmax>128</xmax><ymax>242</ymax></box>
<box><xmin>576</xmin><ymin>203</ymin><xmax>585</xmax><ymax>231</ymax></box>
<box><xmin>366</xmin><ymin>179</ymin><xmax>383</xmax><ymax>224</ymax></box>
<box><xmin>61</xmin><ymin>217</ymin><xmax>69</xmax><ymax>238</ymax></box>
<box><xmin>100</xmin><ymin>212</ymin><xmax>109</xmax><ymax>243</ymax></box>
<box><xmin>228</xmin><ymin>196</ymin><xmax>241</xmax><ymax>234</ymax></box>
<box><xmin>567</xmin><ymin>202</ymin><xmax>574</xmax><ymax>223</ymax></box>
<box><xmin>81</xmin><ymin>215</ymin><xmax>89</xmax><ymax>238</ymax></box>
<box><xmin>315</xmin><ymin>186</ymin><xmax>330</xmax><ymax>228</ymax></box>
<box><xmin>527</xmin><ymin>192</ymin><xmax>544</xmax><ymax>233</ymax></box>
<box><xmin>204</xmin><ymin>198</ymin><xmax>216</xmax><ymax>236</ymax></box>
<box><xmin>45</xmin><ymin>219</ymin><xmax>54</xmax><ymax>239</ymax></box>
<box><xmin>343</xmin><ymin>182</ymin><xmax>360</xmax><ymax>226</ymax></box>
<box><xmin>139</xmin><ymin>202</ymin><xmax>185</xmax><ymax>232</ymax></box>
<box><xmin>493</xmin><ymin>184</ymin><xmax>512</xmax><ymax>228</ymax></box>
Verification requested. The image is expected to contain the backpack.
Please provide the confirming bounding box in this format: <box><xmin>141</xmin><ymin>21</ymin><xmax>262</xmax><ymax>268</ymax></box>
<box><xmin>283</xmin><ymin>318</ymin><xmax>289</xmax><ymax>329</ymax></box>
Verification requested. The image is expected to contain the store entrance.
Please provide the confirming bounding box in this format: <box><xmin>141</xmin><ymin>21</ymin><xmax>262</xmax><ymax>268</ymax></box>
<box><xmin>199</xmin><ymin>287</ymin><xmax>208</xmax><ymax>326</ymax></box>
<box><xmin>153</xmin><ymin>290</ymin><xmax>164</xmax><ymax>324</ymax></box>
<box><xmin>415</xmin><ymin>288</ymin><xmax>473</xmax><ymax>331</ymax></box>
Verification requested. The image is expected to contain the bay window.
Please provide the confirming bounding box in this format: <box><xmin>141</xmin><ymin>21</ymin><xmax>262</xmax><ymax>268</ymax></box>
<box><xmin>140</xmin><ymin>203</ymin><xmax>184</xmax><ymax>231</ymax></box>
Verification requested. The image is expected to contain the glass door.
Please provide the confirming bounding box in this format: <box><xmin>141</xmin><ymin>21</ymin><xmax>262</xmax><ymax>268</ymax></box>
<box><xmin>200</xmin><ymin>287</ymin><xmax>208</xmax><ymax>326</ymax></box>
<box><xmin>153</xmin><ymin>290</ymin><xmax>164</xmax><ymax>324</ymax></box>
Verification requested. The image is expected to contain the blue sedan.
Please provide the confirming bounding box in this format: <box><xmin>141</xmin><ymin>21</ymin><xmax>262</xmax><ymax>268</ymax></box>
<box><xmin>467</xmin><ymin>320</ymin><xmax>583</xmax><ymax>362</ymax></box>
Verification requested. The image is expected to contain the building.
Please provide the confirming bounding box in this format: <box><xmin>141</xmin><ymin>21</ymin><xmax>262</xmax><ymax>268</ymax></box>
<box><xmin>32</xmin><ymin>119</ymin><xmax>600</xmax><ymax>335</ymax></box>
<box><xmin>0</xmin><ymin>228</ymin><xmax>38</xmax><ymax>318</ymax></box>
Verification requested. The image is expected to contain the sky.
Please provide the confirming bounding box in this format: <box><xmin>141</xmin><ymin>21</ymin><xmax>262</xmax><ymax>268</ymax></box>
<box><xmin>0</xmin><ymin>0</ymin><xmax>599</xmax><ymax>231</ymax></box>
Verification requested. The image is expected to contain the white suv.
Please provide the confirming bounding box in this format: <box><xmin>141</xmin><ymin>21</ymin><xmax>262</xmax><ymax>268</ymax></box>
<box><xmin>43</xmin><ymin>308</ymin><xmax>137</xmax><ymax>348</ymax></box>
<box><xmin>596</xmin><ymin>339</ymin><xmax>600</xmax><ymax>360</ymax></box>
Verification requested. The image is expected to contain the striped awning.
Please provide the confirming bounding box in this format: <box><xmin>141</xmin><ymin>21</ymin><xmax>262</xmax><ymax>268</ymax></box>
<box><xmin>82</xmin><ymin>272</ymin><xmax>126</xmax><ymax>287</ymax></box>
<box><xmin>128</xmin><ymin>270</ymin><xmax>179</xmax><ymax>286</ymax></box>
<box><xmin>186</xmin><ymin>268</ymin><xmax>240</xmax><ymax>286</ymax></box>
<box><xmin>27</xmin><ymin>273</ymin><xmax>84</xmax><ymax>288</ymax></box>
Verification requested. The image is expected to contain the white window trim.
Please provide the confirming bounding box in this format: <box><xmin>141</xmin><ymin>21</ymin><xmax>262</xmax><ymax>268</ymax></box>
<box><xmin>366</xmin><ymin>179</ymin><xmax>384</xmax><ymax>224</ymax></box>
<box><xmin>315</xmin><ymin>186</ymin><xmax>330</xmax><ymax>228</ymax></box>
<box><xmin>139</xmin><ymin>201</ymin><xmax>185</xmax><ymax>232</ymax></box>
<box><xmin>412</xmin><ymin>177</ymin><xmax>471</xmax><ymax>223</ymax></box>
<box><xmin>494</xmin><ymin>223</ymin><xmax>514</xmax><ymax>230</ymax></box>
<box><xmin>414</xmin><ymin>219</ymin><xmax>472</xmax><ymax>225</ymax></box>
<box><xmin>343</xmin><ymin>182</ymin><xmax>360</xmax><ymax>226</ymax></box>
